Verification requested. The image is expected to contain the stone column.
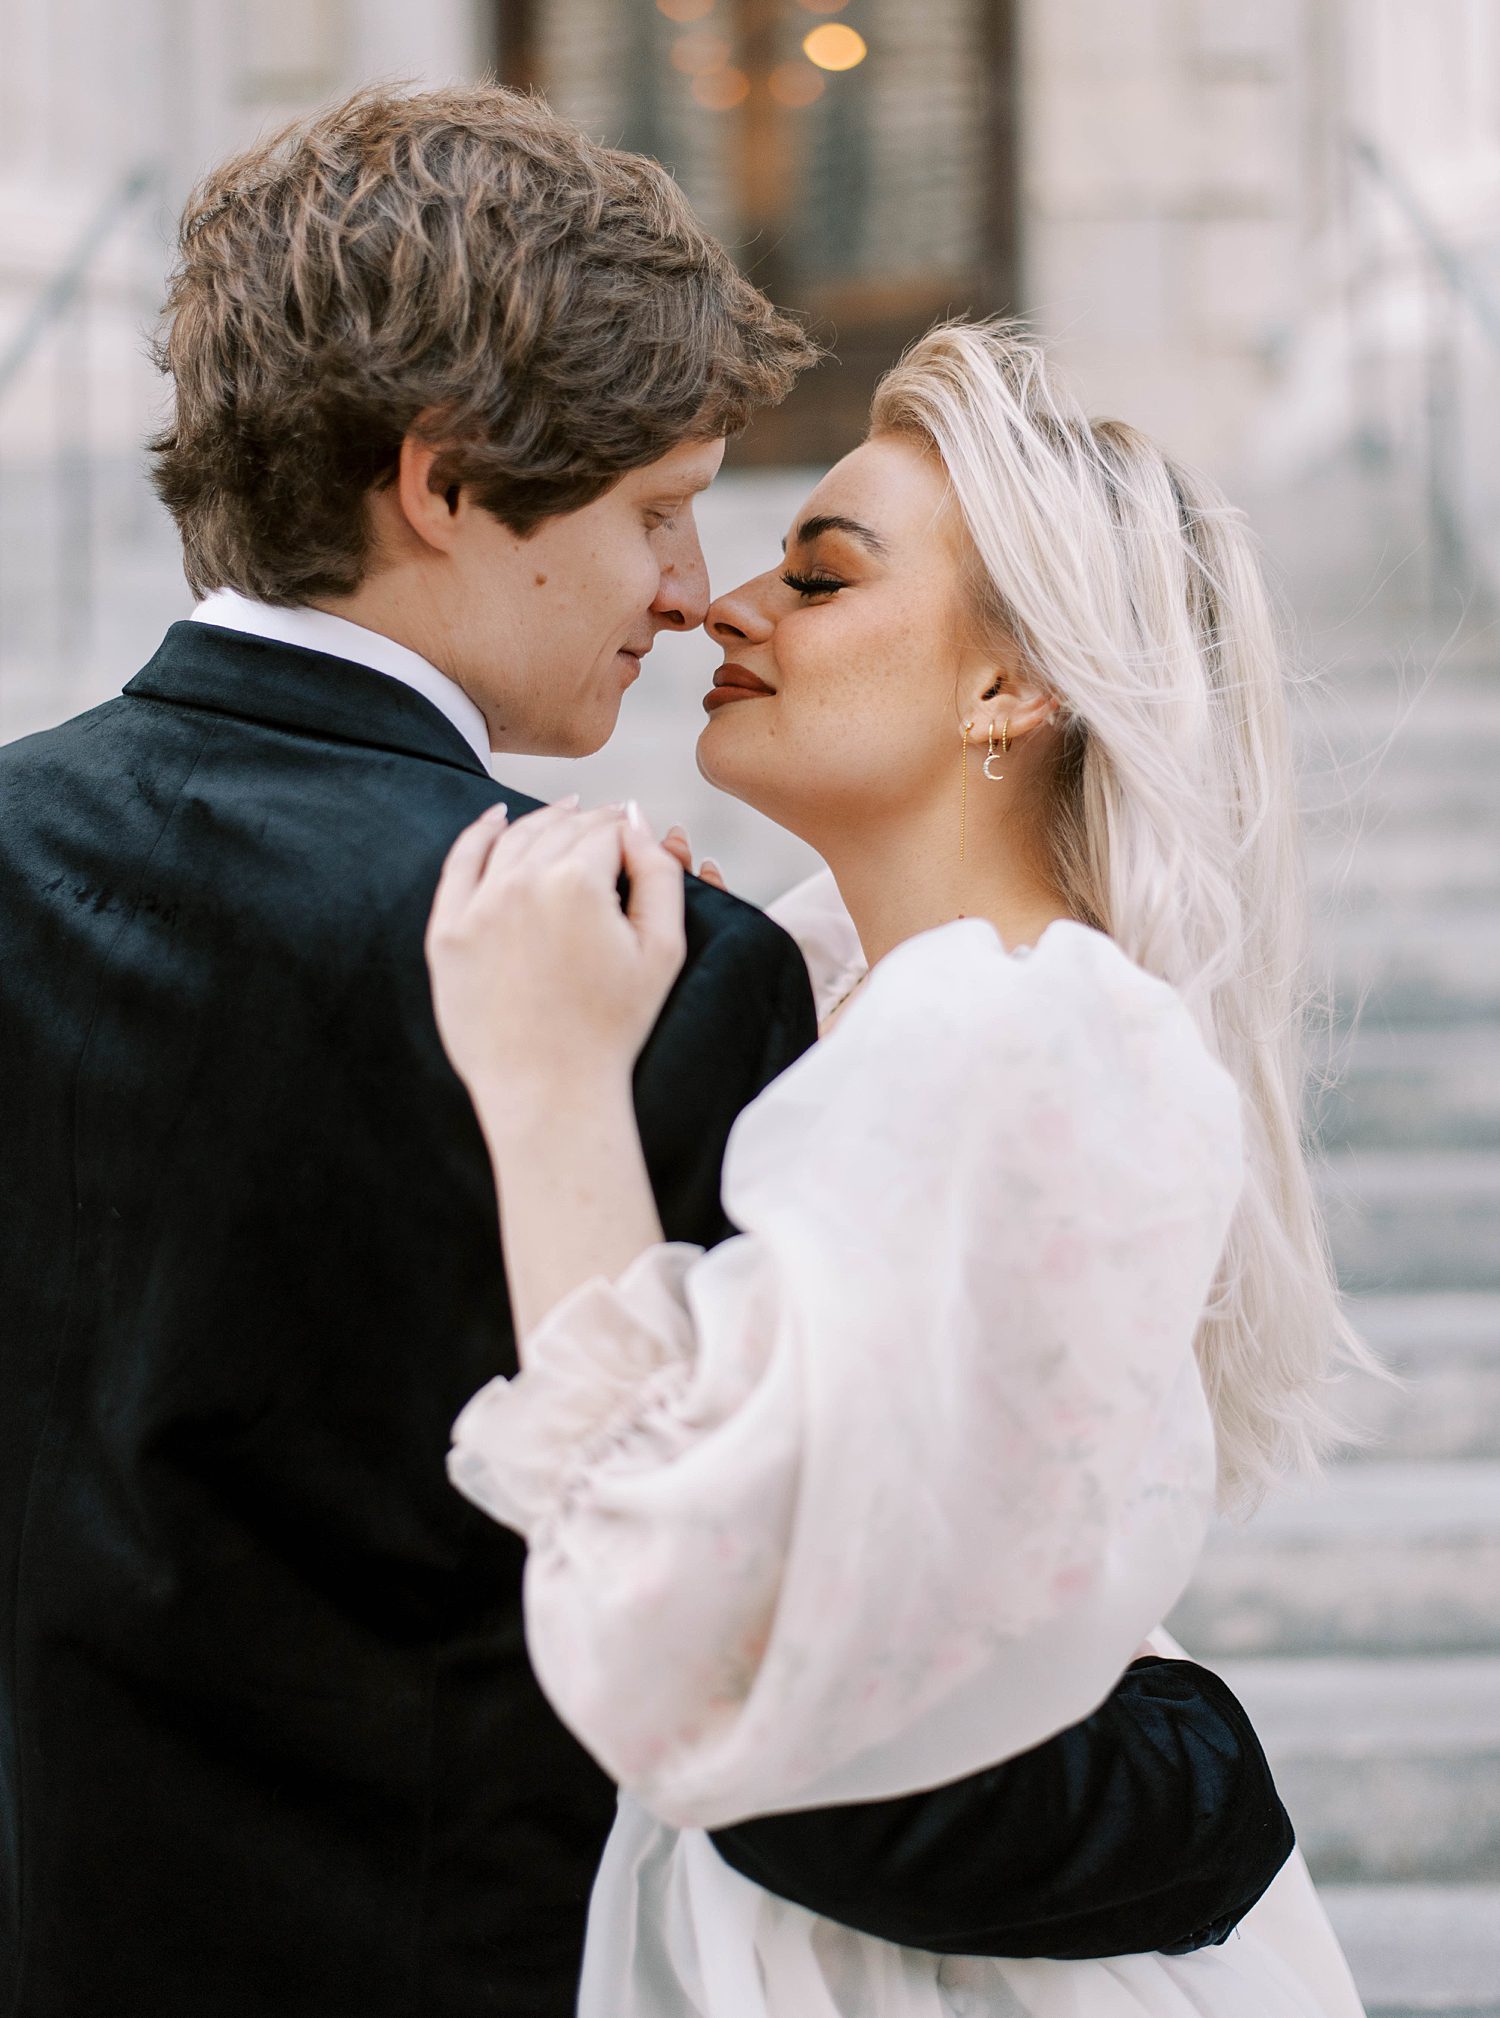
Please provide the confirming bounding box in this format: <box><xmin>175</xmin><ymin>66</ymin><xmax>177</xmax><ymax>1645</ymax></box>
<box><xmin>1021</xmin><ymin>0</ymin><xmax>1313</xmax><ymax>477</ymax></box>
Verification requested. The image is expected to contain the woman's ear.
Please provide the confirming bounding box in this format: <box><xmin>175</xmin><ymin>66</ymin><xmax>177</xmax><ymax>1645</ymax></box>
<box><xmin>999</xmin><ymin>664</ymin><xmax>1060</xmax><ymax>739</ymax></box>
<box><xmin>962</xmin><ymin>636</ymin><xmax>1056</xmax><ymax>739</ymax></box>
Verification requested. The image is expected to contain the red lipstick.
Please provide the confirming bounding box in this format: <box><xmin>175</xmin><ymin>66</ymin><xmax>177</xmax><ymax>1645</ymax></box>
<box><xmin>703</xmin><ymin>662</ymin><xmax>775</xmax><ymax>714</ymax></box>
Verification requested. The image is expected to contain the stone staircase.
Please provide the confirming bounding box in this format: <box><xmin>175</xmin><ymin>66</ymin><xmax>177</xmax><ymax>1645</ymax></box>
<box><xmin>0</xmin><ymin>451</ymin><xmax>191</xmax><ymax>747</ymax></box>
<box><xmin>1168</xmin><ymin>640</ymin><xmax>1500</xmax><ymax>2016</ymax></box>
<box><xmin>4</xmin><ymin>462</ymin><xmax>1497</xmax><ymax>2015</ymax></box>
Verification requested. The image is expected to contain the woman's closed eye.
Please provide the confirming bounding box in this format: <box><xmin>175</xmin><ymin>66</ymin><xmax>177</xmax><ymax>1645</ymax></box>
<box><xmin>780</xmin><ymin>571</ymin><xmax>845</xmax><ymax>598</ymax></box>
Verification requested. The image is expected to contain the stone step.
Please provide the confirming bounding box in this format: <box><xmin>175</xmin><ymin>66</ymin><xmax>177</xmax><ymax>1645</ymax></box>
<box><xmin>1324</xmin><ymin>1151</ymin><xmax>1500</xmax><ymax>1293</ymax></box>
<box><xmin>1317</xmin><ymin>1027</ymin><xmax>1500</xmax><ymax>1156</ymax></box>
<box><xmin>1169</xmin><ymin>1462</ymin><xmax>1500</xmax><ymax>1656</ymax></box>
<box><xmin>1301</xmin><ymin>679</ymin><xmax>1500</xmax><ymax>755</ymax></box>
<box><xmin>1340</xmin><ymin>1295</ymin><xmax>1500</xmax><ymax>1462</ymax></box>
<box><xmin>1308</xmin><ymin>827</ymin><xmax>1500</xmax><ymax>906</ymax></box>
<box><xmin>1325</xmin><ymin>910</ymin><xmax>1500</xmax><ymax>1028</ymax></box>
<box><xmin>1214</xmin><ymin>1656</ymin><xmax>1500</xmax><ymax>1884</ymax></box>
<box><xmin>1322</xmin><ymin>1883</ymin><xmax>1500</xmax><ymax>2018</ymax></box>
<box><xmin>1306</xmin><ymin>757</ymin><xmax>1500</xmax><ymax>818</ymax></box>
<box><xmin>1301</xmin><ymin>749</ymin><xmax>1500</xmax><ymax>832</ymax></box>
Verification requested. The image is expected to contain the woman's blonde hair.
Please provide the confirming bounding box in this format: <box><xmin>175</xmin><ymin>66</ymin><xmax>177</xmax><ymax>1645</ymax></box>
<box><xmin>873</xmin><ymin>318</ymin><xmax>1369</xmax><ymax>1513</ymax></box>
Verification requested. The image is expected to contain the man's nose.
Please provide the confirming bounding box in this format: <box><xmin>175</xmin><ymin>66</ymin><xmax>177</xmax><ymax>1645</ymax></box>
<box><xmin>652</xmin><ymin>520</ymin><xmax>712</xmax><ymax>632</ymax></box>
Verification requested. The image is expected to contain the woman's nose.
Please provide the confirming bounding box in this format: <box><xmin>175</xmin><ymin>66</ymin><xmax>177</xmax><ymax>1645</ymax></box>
<box><xmin>705</xmin><ymin>573</ymin><xmax>777</xmax><ymax>648</ymax></box>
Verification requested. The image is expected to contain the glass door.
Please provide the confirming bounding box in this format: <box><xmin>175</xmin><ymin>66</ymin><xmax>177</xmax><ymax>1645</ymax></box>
<box><xmin>497</xmin><ymin>0</ymin><xmax>1019</xmax><ymax>463</ymax></box>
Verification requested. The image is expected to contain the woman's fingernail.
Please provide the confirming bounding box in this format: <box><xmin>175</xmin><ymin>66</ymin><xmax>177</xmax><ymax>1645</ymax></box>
<box><xmin>558</xmin><ymin>792</ymin><xmax>581</xmax><ymax>810</ymax></box>
<box><xmin>701</xmin><ymin>857</ymin><xmax>722</xmax><ymax>878</ymax></box>
<box><xmin>482</xmin><ymin>802</ymin><xmax>509</xmax><ymax>823</ymax></box>
<box><xmin>626</xmin><ymin>800</ymin><xmax>655</xmax><ymax>838</ymax></box>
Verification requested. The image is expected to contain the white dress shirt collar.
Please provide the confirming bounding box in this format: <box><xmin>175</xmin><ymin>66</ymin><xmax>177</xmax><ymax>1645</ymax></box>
<box><xmin>190</xmin><ymin>587</ymin><xmax>493</xmax><ymax>771</ymax></box>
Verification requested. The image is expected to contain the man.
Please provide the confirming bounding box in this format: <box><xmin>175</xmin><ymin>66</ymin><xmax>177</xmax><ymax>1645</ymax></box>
<box><xmin>0</xmin><ymin>85</ymin><xmax>1289</xmax><ymax>2017</ymax></box>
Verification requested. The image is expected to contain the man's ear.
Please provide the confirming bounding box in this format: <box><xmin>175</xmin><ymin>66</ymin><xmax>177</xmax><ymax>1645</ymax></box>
<box><xmin>394</xmin><ymin>433</ymin><xmax>464</xmax><ymax>557</ymax></box>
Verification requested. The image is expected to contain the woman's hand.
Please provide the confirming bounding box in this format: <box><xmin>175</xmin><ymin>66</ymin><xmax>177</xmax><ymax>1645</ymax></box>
<box><xmin>661</xmin><ymin>823</ymin><xmax>728</xmax><ymax>893</ymax></box>
<box><xmin>426</xmin><ymin>797</ymin><xmax>687</xmax><ymax>1115</ymax></box>
<box><xmin>426</xmin><ymin>797</ymin><xmax>680</xmax><ymax>1341</ymax></box>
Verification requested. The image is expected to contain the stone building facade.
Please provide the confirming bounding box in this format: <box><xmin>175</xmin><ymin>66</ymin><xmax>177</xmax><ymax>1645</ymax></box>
<box><xmin>1</xmin><ymin>0</ymin><xmax>1495</xmax><ymax>480</ymax></box>
<box><xmin>0</xmin><ymin>0</ymin><xmax>1496</xmax><ymax>712</ymax></box>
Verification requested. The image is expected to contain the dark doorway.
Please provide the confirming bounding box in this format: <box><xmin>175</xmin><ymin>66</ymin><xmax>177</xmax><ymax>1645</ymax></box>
<box><xmin>493</xmin><ymin>0</ymin><xmax>1020</xmax><ymax>466</ymax></box>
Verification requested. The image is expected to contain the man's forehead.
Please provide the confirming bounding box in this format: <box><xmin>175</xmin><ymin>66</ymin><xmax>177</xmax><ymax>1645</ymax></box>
<box><xmin>639</xmin><ymin>439</ymin><xmax>725</xmax><ymax>494</ymax></box>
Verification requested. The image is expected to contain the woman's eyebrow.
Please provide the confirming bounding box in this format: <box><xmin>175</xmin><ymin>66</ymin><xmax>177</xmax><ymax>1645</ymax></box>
<box><xmin>781</xmin><ymin>513</ymin><xmax>890</xmax><ymax>557</ymax></box>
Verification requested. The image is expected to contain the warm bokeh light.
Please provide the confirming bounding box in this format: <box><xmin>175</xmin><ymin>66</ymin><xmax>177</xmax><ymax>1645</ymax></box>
<box><xmin>802</xmin><ymin>23</ymin><xmax>868</xmax><ymax>71</ymax></box>
<box><xmin>671</xmin><ymin>30</ymin><xmax>732</xmax><ymax>76</ymax></box>
<box><xmin>656</xmin><ymin>0</ymin><xmax>716</xmax><ymax>20</ymax></box>
<box><xmin>767</xmin><ymin>60</ymin><xmax>826</xmax><ymax>108</ymax></box>
<box><xmin>797</xmin><ymin>0</ymin><xmax>850</xmax><ymax>12</ymax></box>
<box><xmin>691</xmin><ymin>66</ymin><xmax>751</xmax><ymax>110</ymax></box>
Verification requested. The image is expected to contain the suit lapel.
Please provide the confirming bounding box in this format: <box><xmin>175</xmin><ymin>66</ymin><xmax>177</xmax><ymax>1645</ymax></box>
<box><xmin>124</xmin><ymin>622</ymin><xmax>490</xmax><ymax>778</ymax></box>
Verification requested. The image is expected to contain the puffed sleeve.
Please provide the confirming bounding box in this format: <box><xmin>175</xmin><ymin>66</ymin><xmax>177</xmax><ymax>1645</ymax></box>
<box><xmin>448</xmin><ymin>919</ymin><xmax>1244</xmax><ymax>1830</ymax></box>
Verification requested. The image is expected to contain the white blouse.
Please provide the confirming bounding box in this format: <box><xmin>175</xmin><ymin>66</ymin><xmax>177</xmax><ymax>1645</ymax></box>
<box><xmin>449</xmin><ymin>877</ymin><xmax>1366</xmax><ymax>2018</ymax></box>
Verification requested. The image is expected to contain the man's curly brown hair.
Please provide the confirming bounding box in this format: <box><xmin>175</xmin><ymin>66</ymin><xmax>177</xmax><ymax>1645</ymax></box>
<box><xmin>149</xmin><ymin>83</ymin><xmax>818</xmax><ymax>604</ymax></box>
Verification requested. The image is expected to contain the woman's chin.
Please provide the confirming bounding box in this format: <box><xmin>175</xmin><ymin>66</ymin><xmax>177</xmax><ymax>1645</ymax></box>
<box><xmin>695</xmin><ymin>717</ymin><xmax>768</xmax><ymax>811</ymax></box>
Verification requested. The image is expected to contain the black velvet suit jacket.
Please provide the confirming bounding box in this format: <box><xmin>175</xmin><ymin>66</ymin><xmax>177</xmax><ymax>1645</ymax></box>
<box><xmin>0</xmin><ymin>623</ymin><xmax>1291</xmax><ymax>2016</ymax></box>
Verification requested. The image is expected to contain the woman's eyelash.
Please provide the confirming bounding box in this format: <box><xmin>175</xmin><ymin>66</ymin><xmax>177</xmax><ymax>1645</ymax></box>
<box><xmin>781</xmin><ymin>572</ymin><xmax>845</xmax><ymax>596</ymax></box>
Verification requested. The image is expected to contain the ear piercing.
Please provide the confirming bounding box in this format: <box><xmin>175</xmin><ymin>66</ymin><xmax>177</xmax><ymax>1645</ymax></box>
<box><xmin>960</xmin><ymin>715</ymin><xmax>1016</xmax><ymax>920</ymax></box>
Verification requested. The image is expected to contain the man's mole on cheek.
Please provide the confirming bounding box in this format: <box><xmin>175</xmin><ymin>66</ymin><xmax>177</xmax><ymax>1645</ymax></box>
<box><xmin>534</xmin><ymin>573</ymin><xmax>548</xmax><ymax>587</ymax></box>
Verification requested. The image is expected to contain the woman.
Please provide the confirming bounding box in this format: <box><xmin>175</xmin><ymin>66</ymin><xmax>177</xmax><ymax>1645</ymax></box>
<box><xmin>425</xmin><ymin>322</ymin><xmax>1367</xmax><ymax>2016</ymax></box>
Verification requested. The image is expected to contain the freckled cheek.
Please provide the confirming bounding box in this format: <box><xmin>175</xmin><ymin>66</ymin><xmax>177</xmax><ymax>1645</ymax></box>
<box><xmin>775</xmin><ymin>610</ymin><xmax>888</xmax><ymax>719</ymax></box>
<box><xmin>785</xmin><ymin>614</ymin><xmax>951</xmax><ymax>772</ymax></box>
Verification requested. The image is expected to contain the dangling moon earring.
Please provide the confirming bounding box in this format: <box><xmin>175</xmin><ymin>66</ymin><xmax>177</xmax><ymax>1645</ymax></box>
<box><xmin>983</xmin><ymin>719</ymin><xmax>1011</xmax><ymax>782</ymax></box>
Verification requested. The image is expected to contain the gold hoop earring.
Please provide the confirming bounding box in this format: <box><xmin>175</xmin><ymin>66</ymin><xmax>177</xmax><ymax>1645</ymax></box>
<box><xmin>983</xmin><ymin>720</ymin><xmax>1007</xmax><ymax>782</ymax></box>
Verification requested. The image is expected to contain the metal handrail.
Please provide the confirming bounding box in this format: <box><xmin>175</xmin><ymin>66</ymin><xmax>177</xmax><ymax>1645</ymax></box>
<box><xmin>0</xmin><ymin>162</ymin><xmax>161</xmax><ymax>406</ymax></box>
<box><xmin>1347</xmin><ymin>128</ymin><xmax>1500</xmax><ymax>352</ymax></box>
<box><xmin>0</xmin><ymin>160</ymin><xmax>166</xmax><ymax>716</ymax></box>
